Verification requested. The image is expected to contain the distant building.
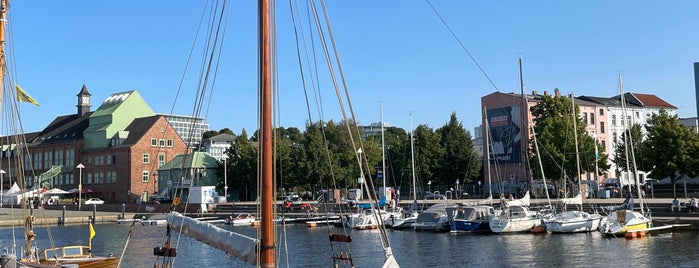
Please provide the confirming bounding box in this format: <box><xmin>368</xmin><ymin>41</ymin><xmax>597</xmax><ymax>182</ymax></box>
<box><xmin>159</xmin><ymin>114</ymin><xmax>210</xmax><ymax>149</ymax></box>
<box><xmin>157</xmin><ymin>151</ymin><xmax>221</xmax><ymax>203</ymax></box>
<box><xmin>201</xmin><ymin>133</ymin><xmax>236</xmax><ymax>161</ymax></box>
<box><xmin>473</xmin><ymin>125</ymin><xmax>483</xmax><ymax>158</ymax></box>
<box><xmin>0</xmin><ymin>85</ymin><xmax>187</xmax><ymax>203</ymax></box>
<box><xmin>680</xmin><ymin>117</ymin><xmax>699</xmax><ymax>134</ymax></box>
<box><xmin>359</xmin><ymin>122</ymin><xmax>391</xmax><ymax>140</ymax></box>
<box><xmin>482</xmin><ymin>89</ymin><xmax>676</xmax><ymax>190</ymax></box>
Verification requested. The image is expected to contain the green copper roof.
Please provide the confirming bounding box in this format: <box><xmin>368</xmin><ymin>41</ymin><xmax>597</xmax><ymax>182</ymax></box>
<box><xmin>83</xmin><ymin>90</ymin><xmax>155</xmax><ymax>149</ymax></box>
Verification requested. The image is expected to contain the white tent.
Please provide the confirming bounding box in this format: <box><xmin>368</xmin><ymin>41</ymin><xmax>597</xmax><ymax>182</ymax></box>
<box><xmin>3</xmin><ymin>182</ymin><xmax>23</xmax><ymax>206</ymax></box>
<box><xmin>45</xmin><ymin>188</ymin><xmax>69</xmax><ymax>195</ymax></box>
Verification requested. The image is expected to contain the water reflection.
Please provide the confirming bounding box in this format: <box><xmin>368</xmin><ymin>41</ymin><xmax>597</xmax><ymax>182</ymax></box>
<box><xmin>0</xmin><ymin>223</ymin><xmax>697</xmax><ymax>267</ymax></box>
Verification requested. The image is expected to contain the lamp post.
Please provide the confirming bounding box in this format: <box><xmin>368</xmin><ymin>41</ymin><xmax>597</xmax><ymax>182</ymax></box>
<box><xmin>0</xmin><ymin>169</ymin><xmax>5</xmax><ymax>207</ymax></box>
<box><xmin>456</xmin><ymin>179</ymin><xmax>460</xmax><ymax>199</ymax></box>
<box><xmin>427</xmin><ymin>180</ymin><xmax>432</xmax><ymax>194</ymax></box>
<box><xmin>222</xmin><ymin>156</ymin><xmax>228</xmax><ymax>202</ymax></box>
<box><xmin>77</xmin><ymin>163</ymin><xmax>84</xmax><ymax>211</ymax></box>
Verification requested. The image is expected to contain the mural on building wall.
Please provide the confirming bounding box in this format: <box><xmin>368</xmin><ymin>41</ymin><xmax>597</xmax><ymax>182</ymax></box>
<box><xmin>487</xmin><ymin>105</ymin><xmax>522</xmax><ymax>164</ymax></box>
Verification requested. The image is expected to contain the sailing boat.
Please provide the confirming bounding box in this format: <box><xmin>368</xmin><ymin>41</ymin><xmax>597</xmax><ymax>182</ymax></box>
<box><xmin>489</xmin><ymin>59</ymin><xmax>549</xmax><ymax>234</ymax></box>
<box><xmin>544</xmin><ymin>94</ymin><xmax>602</xmax><ymax>233</ymax></box>
<box><xmin>389</xmin><ymin>113</ymin><xmax>419</xmax><ymax>230</ymax></box>
<box><xmin>599</xmin><ymin>75</ymin><xmax>654</xmax><ymax>237</ymax></box>
<box><xmin>448</xmin><ymin>107</ymin><xmax>497</xmax><ymax>233</ymax></box>
<box><xmin>0</xmin><ymin>2</ymin><xmax>118</xmax><ymax>267</ymax></box>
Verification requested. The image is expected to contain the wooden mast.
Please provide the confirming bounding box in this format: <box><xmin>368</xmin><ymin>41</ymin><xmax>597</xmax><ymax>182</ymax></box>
<box><xmin>0</xmin><ymin>0</ymin><xmax>6</xmax><ymax>103</ymax></box>
<box><xmin>259</xmin><ymin>0</ymin><xmax>275</xmax><ymax>266</ymax></box>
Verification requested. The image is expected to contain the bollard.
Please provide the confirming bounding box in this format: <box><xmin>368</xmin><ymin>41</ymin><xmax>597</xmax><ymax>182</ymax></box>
<box><xmin>122</xmin><ymin>203</ymin><xmax>126</xmax><ymax>221</ymax></box>
<box><xmin>61</xmin><ymin>206</ymin><xmax>66</xmax><ymax>225</ymax></box>
<box><xmin>92</xmin><ymin>205</ymin><xmax>97</xmax><ymax>224</ymax></box>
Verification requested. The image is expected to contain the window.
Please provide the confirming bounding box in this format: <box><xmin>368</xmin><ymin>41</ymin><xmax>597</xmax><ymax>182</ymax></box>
<box><xmin>66</xmin><ymin>149</ymin><xmax>75</xmax><ymax>168</ymax></box>
<box><xmin>44</xmin><ymin>151</ymin><xmax>52</xmax><ymax>169</ymax></box>
<box><xmin>635</xmin><ymin>111</ymin><xmax>640</xmax><ymax>118</ymax></box>
<box><xmin>601</xmin><ymin>140</ymin><xmax>606</xmax><ymax>148</ymax></box>
<box><xmin>142</xmin><ymin>171</ymin><xmax>150</xmax><ymax>182</ymax></box>
<box><xmin>590</xmin><ymin>113</ymin><xmax>595</xmax><ymax>125</ymax></box>
<box><xmin>627</xmin><ymin>116</ymin><xmax>631</xmax><ymax>126</ymax></box>
<box><xmin>151</xmin><ymin>138</ymin><xmax>158</xmax><ymax>147</ymax></box>
<box><xmin>142</xmin><ymin>153</ymin><xmax>150</xmax><ymax>164</ymax></box>
<box><xmin>158</xmin><ymin>153</ymin><xmax>166</xmax><ymax>167</ymax></box>
<box><xmin>86</xmin><ymin>173</ymin><xmax>93</xmax><ymax>184</ymax></box>
<box><xmin>107</xmin><ymin>155</ymin><xmax>113</xmax><ymax>165</ymax></box>
<box><xmin>612</xmin><ymin>132</ymin><xmax>617</xmax><ymax>143</ymax></box>
<box><xmin>611</xmin><ymin>115</ymin><xmax>616</xmax><ymax>126</ymax></box>
<box><xmin>599</xmin><ymin>109</ymin><xmax>604</xmax><ymax>116</ymax></box>
<box><xmin>159</xmin><ymin>139</ymin><xmax>165</xmax><ymax>147</ymax></box>
<box><xmin>167</xmin><ymin>139</ymin><xmax>173</xmax><ymax>147</ymax></box>
<box><xmin>600</xmin><ymin>122</ymin><xmax>605</xmax><ymax>134</ymax></box>
<box><xmin>582</xmin><ymin>113</ymin><xmax>588</xmax><ymax>124</ymax></box>
<box><xmin>55</xmin><ymin>150</ymin><xmax>64</xmax><ymax>166</ymax></box>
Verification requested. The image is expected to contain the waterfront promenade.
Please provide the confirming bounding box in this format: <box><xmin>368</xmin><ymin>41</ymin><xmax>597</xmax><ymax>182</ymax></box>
<box><xmin>0</xmin><ymin>197</ymin><xmax>696</xmax><ymax>228</ymax></box>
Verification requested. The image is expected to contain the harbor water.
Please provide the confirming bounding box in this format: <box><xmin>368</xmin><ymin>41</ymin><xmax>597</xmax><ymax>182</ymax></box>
<box><xmin>0</xmin><ymin>223</ymin><xmax>698</xmax><ymax>267</ymax></box>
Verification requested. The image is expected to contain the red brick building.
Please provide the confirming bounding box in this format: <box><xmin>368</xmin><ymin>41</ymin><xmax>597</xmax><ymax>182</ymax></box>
<box><xmin>1</xmin><ymin>85</ymin><xmax>186</xmax><ymax>203</ymax></box>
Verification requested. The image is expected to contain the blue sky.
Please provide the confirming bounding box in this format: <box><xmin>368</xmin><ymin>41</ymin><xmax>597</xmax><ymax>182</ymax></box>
<box><xmin>7</xmin><ymin>1</ymin><xmax>699</xmax><ymax>136</ymax></box>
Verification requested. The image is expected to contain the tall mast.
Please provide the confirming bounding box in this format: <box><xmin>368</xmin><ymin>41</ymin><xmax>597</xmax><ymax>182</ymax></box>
<box><xmin>518</xmin><ymin>58</ymin><xmax>533</xmax><ymax>195</ymax></box>
<box><xmin>380</xmin><ymin>104</ymin><xmax>386</xmax><ymax>195</ymax></box>
<box><xmin>571</xmin><ymin>94</ymin><xmax>582</xmax><ymax>200</ymax></box>
<box><xmin>410</xmin><ymin>112</ymin><xmax>416</xmax><ymax>201</ymax></box>
<box><xmin>259</xmin><ymin>0</ymin><xmax>274</xmax><ymax>266</ymax></box>
<box><xmin>0</xmin><ymin>0</ymin><xmax>6</xmax><ymax>101</ymax></box>
<box><xmin>483</xmin><ymin>107</ymin><xmax>493</xmax><ymax>199</ymax></box>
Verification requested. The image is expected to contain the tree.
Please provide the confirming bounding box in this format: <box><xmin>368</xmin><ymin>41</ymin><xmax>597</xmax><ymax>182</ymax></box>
<box><xmin>529</xmin><ymin>93</ymin><xmax>608</xmax><ymax>189</ymax></box>
<box><xmin>641</xmin><ymin>109</ymin><xmax>699</xmax><ymax>196</ymax></box>
<box><xmin>202</xmin><ymin>130</ymin><xmax>219</xmax><ymax>140</ymax></box>
<box><xmin>227</xmin><ymin>129</ymin><xmax>257</xmax><ymax>201</ymax></box>
<box><xmin>436</xmin><ymin>113</ymin><xmax>481</xmax><ymax>188</ymax></box>
<box><xmin>413</xmin><ymin>124</ymin><xmax>444</xmax><ymax>189</ymax></box>
<box><xmin>613</xmin><ymin>123</ymin><xmax>644</xmax><ymax>180</ymax></box>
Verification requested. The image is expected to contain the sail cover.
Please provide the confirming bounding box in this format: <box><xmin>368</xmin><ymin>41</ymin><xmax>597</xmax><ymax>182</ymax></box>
<box><xmin>560</xmin><ymin>193</ymin><xmax>583</xmax><ymax>205</ymax></box>
<box><xmin>505</xmin><ymin>191</ymin><xmax>530</xmax><ymax>207</ymax></box>
<box><xmin>167</xmin><ymin>212</ymin><xmax>258</xmax><ymax>265</ymax></box>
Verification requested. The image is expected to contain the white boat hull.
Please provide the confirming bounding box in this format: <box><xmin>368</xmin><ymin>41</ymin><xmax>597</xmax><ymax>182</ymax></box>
<box><xmin>545</xmin><ymin>211</ymin><xmax>601</xmax><ymax>233</ymax></box>
<box><xmin>599</xmin><ymin>210</ymin><xmax>652</xmax><ymax>236</ymax></box>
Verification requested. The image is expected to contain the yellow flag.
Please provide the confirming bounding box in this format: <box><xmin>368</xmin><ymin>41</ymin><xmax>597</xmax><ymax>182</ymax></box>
<box><xmin>16</xmin><ymin>84</ymin><xmax>40</xmax><ymax>106</ymax></box>
<box><xmin>89</xmin><ymin>222</ymin><xmax>96</xmax><ymax>240</ymax></box>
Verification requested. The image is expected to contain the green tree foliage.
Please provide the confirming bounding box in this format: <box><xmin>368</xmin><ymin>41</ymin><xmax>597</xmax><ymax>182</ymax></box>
<box><xmin>529</xmin><ymin>94</ymin><xmax>608</xmax><ymax>186</ymax></box>
<box><xmin>613</xmin><ymin>123</ymin><xmax>644</xmax><ymax>176</ymax></box>
<box><xmin>227</xmin><ymin>129</ymin><xmax>257</xmax><ymax>201</ymax></box>
<box><xmin>436</xmin><ymin>113</ymin><xmax>481</xmax><ymax>186</ymax></box>
<box><xmin>202</xmin><ymin>130</ymin><xmax>219</xmax><ymax>140</ymax></box>
<box><xmin>413</xmin><ymin>124</ymin><xmax>444</xmax><ymax>187</ymax></box>
<box><xmin>641</xmin><ymin>109</ymin><xmax>699</xmax><ymax>195</ymax></box>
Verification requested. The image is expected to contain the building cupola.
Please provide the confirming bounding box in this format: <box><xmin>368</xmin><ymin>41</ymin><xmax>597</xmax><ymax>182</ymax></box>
<box><xmin>77</xmin><ymin>84</ymin><xmax>92</xmax><ymax>116</ymax></box>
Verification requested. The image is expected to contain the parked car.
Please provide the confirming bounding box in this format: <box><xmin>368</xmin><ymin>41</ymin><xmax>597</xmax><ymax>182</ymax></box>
<box><xmin>84</xmin><ymin>198</ymin><xmax>104</xmax><ymax>205</ymax></box>
<box><xmin>423</xmin><ymin>191</ymin><xmax>446</xmax><ymax>200</ymax></box>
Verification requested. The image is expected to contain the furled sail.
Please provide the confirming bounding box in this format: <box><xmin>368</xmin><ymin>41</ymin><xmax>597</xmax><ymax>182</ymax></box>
<box><xmin>505</xmin><ymin>191</ymin><xmax>530</xmax><ymax>207</ymax></box>
<box><xmin>167</xmin><ymin>212</ymin><xmax>258</xmax><ymax>265</ymax></box>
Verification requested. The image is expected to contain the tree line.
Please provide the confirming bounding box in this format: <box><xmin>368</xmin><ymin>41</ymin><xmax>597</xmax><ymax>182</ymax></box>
<box><xmin>205</xmin><ymin>112</ymin><xmax>482</xmax><ymax>201</ymax></box>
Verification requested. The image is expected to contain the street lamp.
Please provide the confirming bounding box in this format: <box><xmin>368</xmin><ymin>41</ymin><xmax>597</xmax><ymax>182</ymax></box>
<box><xmin>0</xmin><ymin>169</ymin><xmax>5</xmax><ymax>207</ymax></box>
<box><xmin>427</xmin><ymin>181</ymin><xmax>432</xmax><ymax>193</ymax></box>
<box><xmin>77</xmin><ymin>163</ymin><xmax>84</xmax><ymax>211</ymax></box>
<box><xmin>222</xmin><ymin>156</ymin><xmax>228</xmax><ymax>202</ymax></box>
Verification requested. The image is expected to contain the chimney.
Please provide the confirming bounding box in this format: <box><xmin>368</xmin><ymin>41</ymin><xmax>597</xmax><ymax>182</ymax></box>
<box><xmin>554</xmin><ymin>88</ymin><xmax>561</xmax><ymax>97</ymax></box>
<box><xmin>543</xmin><ymin>91</ymin><xmax>548</xmax><ymax>96</ymax></box>
<box><xmin>532</xmin><ymin>91</ymin><xmax>537</xmax><ymax>96</ymax></box>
